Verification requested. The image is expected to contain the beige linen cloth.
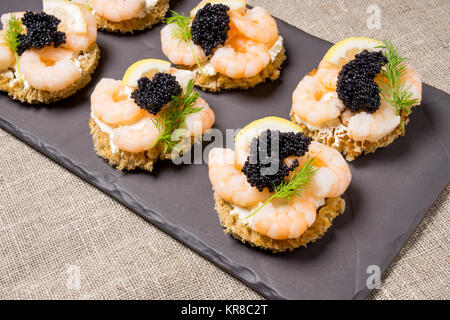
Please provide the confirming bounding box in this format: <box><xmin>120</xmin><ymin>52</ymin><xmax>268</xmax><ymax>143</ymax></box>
<box><xmin>0</xmin><ymin>0</ymin><xmax>449</xmax><ymax>300</ymax></box>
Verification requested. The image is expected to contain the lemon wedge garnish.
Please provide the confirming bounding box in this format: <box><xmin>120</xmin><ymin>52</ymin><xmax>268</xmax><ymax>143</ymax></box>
<box><xmin>122</xmin><ymin>59</ymin><xmax>171</xmax><ymax>88</ymax></box>
<box><xmin>43</xmin><ymin>0</ymin><xmax>87</xmax><ymax>34</ymax></box>
<box><xmin>190</xmin><ymin>0</ymin><xmax>246</xmax><ymax>17</ymax></box>
<box><xmin>323</xmin><ymin>37</ymin><xmax>384</xmax><ymax>66</ymax></box>
<box><xmin>234</xmin><ymin>117</ymin><xmax>302</xmax><ymax>169</ymax></box>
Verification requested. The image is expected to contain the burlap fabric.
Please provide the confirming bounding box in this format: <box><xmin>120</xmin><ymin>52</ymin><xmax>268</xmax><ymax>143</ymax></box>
<box><xmin>0</xmin><ymin>0</ymin><xmax>449</xmax><ymax>300</ymax></box>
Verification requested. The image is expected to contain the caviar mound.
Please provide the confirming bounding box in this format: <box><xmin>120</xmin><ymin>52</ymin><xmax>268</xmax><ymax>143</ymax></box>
<box><xmin>191</xmin><ymin>3</ymin><xmax>231</xmax><ymax>56</ymax></box>
<box><xmin>18</xmin><ymin>11</ymin><xmax>66</xmax><ymax>55</ymax></box>
<box><xmin>336</xmin><ymin>50</ymin><xmax>387</xmax><ymax>113</ymax></box>
<box><xmin>242</xmin><ymin>129</ymin><xmax>312</xmax><ymax>192</ymax></box>
<box><xmin>131</xmin><ymin>73</ymin><xmax>182</xmax><ymax>115</ymax></box>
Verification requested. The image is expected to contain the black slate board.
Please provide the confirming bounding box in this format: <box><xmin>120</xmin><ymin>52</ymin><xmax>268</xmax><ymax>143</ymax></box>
<box><xmin>1</xmin><ymin>0</ymin><xmax>449</xmax><ymax>300</ymax></box>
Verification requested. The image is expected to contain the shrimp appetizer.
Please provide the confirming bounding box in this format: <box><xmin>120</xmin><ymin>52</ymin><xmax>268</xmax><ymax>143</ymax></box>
<box><xmin>89</xmin><ymin>59</ymin><xmax>215</xmax><ymax>172</ymax></box>
<box><xmin>208</xmin><ymin>117</ymin><xmax>351</xmax><ymax>252</ymax></box>
<box><xmin>73</xmin><ymin>0</ymin><xmax>170</xmax><ymax>33</ymax></box>
<box><xmin>0</xmin><ymin>0</ymin><xmax>100</xmax><ymax>104</ymax></box>
<box><xmin>161</xmin><ymin>0</ymin><xmax>285</xmax><ymax>92</ymax></box>
<box><xmin>290</xmin><ymin>37</ymin><xmax>422</xmax><ymax>160</ymax></box>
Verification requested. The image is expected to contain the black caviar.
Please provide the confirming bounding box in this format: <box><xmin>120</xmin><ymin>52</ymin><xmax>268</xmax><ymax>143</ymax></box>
<box><xmin>191</xmin><ymin>3</ymin><xmax>231</xmax><ymax>56</ymax></box>
<box><xmin>17</xmin><ymin>11</ymin><xmax>66</xmax><ymax>55</ymax></box>
<box><xmin>242</xmin><ymin>130</ymin><xmax>312</xmax><ymax>192</ymax></box>
<box><xmin>131</xmin><ymin>73</ymin><xmax>182</xmax><ymax>115</ymax></box>
<box><xmin>336</xmin><ymin>50</ymin><xmax>388</xmax><ymax>113</ymax></box>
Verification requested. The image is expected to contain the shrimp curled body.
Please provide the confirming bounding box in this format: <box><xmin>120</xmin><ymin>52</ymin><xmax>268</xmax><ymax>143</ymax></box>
<box><xmin>228</xmin><ymin>7</ymin><xmax>278</xmax><ymax>47</ymax></box>
<box><xmin>292</xmin><ymin>75</ymin><xmax>345</xmax><ymax>126</ymax></box>
<box><xmin>92</xmin><ymin>0</ymin><xmax>146</xmax><ymax>22</ymax></box>
<box><xmin>161</xmin><ymin>24</ymin><xmax>207</xmax><ymax>66</ymax></box>
<box><xmin>211</xmin><ymin>36</ymin><xmax>270</xmax><ymax>79</ymax></box>
<box><xmin>20</xmin><ymin>47</ymin><xmax>81</xmax><ymax>92</ymax></box>
<box><xmin>63</xmin><ymin>7</ymin><xmax>97</xmax><ymax>52</ymax></box>
<box><xmin>91</xmin><ymin>78</ymin><xmax>143</xmax><ymax>126</ymax></box>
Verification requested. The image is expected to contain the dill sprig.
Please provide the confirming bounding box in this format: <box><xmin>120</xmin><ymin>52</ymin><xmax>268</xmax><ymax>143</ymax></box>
<box><xmin>86</xmin><ymin>0</ymin><xmax>92</xmax><ymax>13</ymax></box>
<box><xmin>377</xmin><ymin>40</ymin><xmax>420</xmax><ymax>132</ymax></box>
<box><xmin>2</xmin><ymin>14</ymin><xmax>24</xmax><ymax>81</ymax></box>
<box><xmin>152</xmin><ymin>79</ymin><xmax>203</xmax><ymax>153</ymax></box>
<box><xmin>164</xmin><ymin>11</ymin><xmax>205</xmax><ymax>76</ymax></box>
<box><xmin>246</xmin><ymin>156</ymin><xmax>318</xmax><ymax>219</ymax></box>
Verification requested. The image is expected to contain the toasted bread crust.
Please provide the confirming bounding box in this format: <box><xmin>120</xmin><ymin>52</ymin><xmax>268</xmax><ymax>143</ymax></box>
<box><xmin>93</xmin><ymin>0</ymin><xmax>169</xmax><ymax>34</ymax></box>
<box><xmin>214</xmin><ymin>192</ymin><xmax>346</xmax><ymax>253</ymax></box>
<box><xmin>0</xmin><ymin>43</ymin><xmax>100</xmax><ymax>104</ymax></box>
<box><xmin>89</xmin><ymin>117</ymin><xmax>204</xmax><ymax>172</ymax></box>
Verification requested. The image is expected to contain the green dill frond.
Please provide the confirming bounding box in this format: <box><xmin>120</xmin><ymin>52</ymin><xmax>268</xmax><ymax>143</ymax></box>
<box><xmin>377</xmin><ymin>40</ymin><xmax>420</xmax><ymax>132</ymax></box>
<box><xmin>3</xmin><ymin>15</ymin><xmax>23</xmax><ymax>53</ymax></box>
<box><xmin>165</xmin><ymin>11</ymin><xmax>192</xmax><ymax>41</ymax></box>
<box><xmin>2</xmin><ymin>14</ymin><xmax>24</xmax><ymax>81</ymax></box>
<box><xmin>152</xmin><ymin>79</ymin><xmax>202</xmax><ymax>153</ymax></box>
<box><xmin>164</xmin><ymin>11</ymin><xmax>204</xmax><ymax>75</ymax></box>
<box><xmin>246</xmin><ymin>156</ymin><xmax>318</xmax><ymax>219</ymax></box>
<box><xmin>86</xmin><ymin>0</ymin><xmax>92</xmax><ymax>13</ymax></box>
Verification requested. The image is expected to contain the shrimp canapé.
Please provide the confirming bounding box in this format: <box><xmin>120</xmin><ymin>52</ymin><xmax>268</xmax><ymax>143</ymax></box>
<box><xmin>20</xmin><ymin>47</ymin><xmax>81</xmax><ymax>92</ymax></box>
<box><xmin>90</xmin><ymin>59</ymin><xmax>215</xmax><ymax>171</ymax></box>
<box><xmin>0</xmin><ymin>1</ymin><xmax>100</xmax><ymax>103</ymax></box>
<box><xmin>290</xmin><ymin>37</ymin><xmax>422</xmax><ymax>160</ymax></box>
<box><xmin>208</xmin><ymin>117</ymin><xmax>351</xmax><ymax>251</ymax></box>
<box><xmin>161</xmin><ymin>1</ymin><xmax>285</xmax><ymax>91</ymax></box>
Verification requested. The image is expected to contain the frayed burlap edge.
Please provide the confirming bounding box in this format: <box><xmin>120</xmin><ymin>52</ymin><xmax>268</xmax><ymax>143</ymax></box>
<box><xmin>89</xmin><ymin>117</ymin><xmax>203</xmax><ymax>172</ymax></box>
<box><xmin>0</xmin><ymin>43</ymin><xmax>100</xmax><ymax>104</ymax></box>
<box><xmin>214</xmin><ymin>192</ymin><xmax>346</xmax><ymax>253</ymax></box>
<box><xmin>93</xmin><ymin>0</ymin><xmax>169</xmax><ymax>34</ymax></box>
<box><xmin>290</xmin><ymin>110</ymin><xmax>412</xmax><ymax>161</ymax></box>
<box><xmin>189</xmin><ymin>46</ymin><xmax>286</xmax><ymax>92</ymax></box>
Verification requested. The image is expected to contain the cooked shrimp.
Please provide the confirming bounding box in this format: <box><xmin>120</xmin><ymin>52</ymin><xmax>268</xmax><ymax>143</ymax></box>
<box><xmin>113</xmin><ymin>115</ymin><xmax>160</xmax><ymax>153</ymax></box>
<box><xmin>301</xmin><ymin>141</ymin><xmax>351</xmax><ymax>198</ymax></box>
<box><xmin>91</xmin><ymin>0</ymin><xmax>146</xmax><ymax>22</ymax></box>
<box><xmin>347</xmin><ymin>101</ymin><xmax>400</xmax><ymax>142</ymax></box>
<box><xmin>347</xmin><ymin>67</ymin><xmax>421</xmax><ymax>142</ymax></box>
<box><xmin>0</xmin><ymin>31</ymin><xmax>15</xmax><ymax>71</ymax></box>
<box><xmin>161</xmin><ymin>24</ymin><xmax>207</xmax><ymax>66</ymax></box>
<box><xmin>402</xmin><ymin>68</ymin><xmax>422</xmax><ymax>103</ymax></box>
<box><xmin>228</xmin><ymin>7</ymin><xmax>278</xmax><ymax>47</ymax></box>
<box><xmin>211</xmin><ymin>36</ymin><xmax>270</xmax><ymax>78</ymax></box>
<box><xmin>183</xmin><ymin>98</ymin><xmax>215</xmax><ymax>136</ymax></box>
<box><xmin>63</xmin><ymin>7</ymin><xmax>97</xmax><ymax>52</ymax></box>
<box><xmin>250</xmin><ymin>196</ymin><xmax>317</xmax><ymax>240</ymax></box>
<box><xmin>171</xmin><ymin>68</ymin><xmax>195</xmax><ymax>89</ymax></box>
<box><xmin>292</xmin><ymin>75</ymin><xmax>345</xmax><ymax>126</ymax></box>
<box><xmin>20</xmin><ymin>47</ymin><xmax>81</xmax><ymax>91</ymax></box>
<box><xmin>340</xmin><ymin>109</ymin><xmax>354</xmax><ymax>126</ymax></box>
<box><xmin>209</xmin><ymin>148</ymin><xmax>272</xmax><ymax>208</ymax></box>
<box><xmin>91</xmin><ymin>78</ymin><xmax>144</xmax><ymax>126</ymax></box>
<box><xmin>316</xmin><ymin>60</ymin><xmax>340</xmax><ymax>90</ymax></box>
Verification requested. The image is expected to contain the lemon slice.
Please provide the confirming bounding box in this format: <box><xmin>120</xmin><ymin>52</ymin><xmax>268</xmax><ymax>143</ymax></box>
<box><xmin>234</xmin><ymin>117</ymin><xmax>302</xmax><ymax>168</ymax></box>
<box><xmin>122</xmin><ymin>59</ymin><xmax>171</xmax><ymax>87</ymax></box>
<box><xmin>323</xmin><ymin>37</ymin><xmax>384</xmax><ymax>66</ymax></box>
<box><xmin>190</xmin><ymin>0</ymin><xmax>246</xmax><ymax>17</ymax></box>
<box><xmin>43</xmin><ymin>0</ymin><xmax>87</xmax><ymax>34</ymax></box>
